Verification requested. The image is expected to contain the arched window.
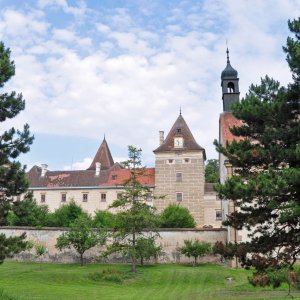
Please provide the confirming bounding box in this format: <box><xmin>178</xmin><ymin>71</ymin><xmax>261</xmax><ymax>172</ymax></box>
<box><xmin>227</xmin><ymin>82</ymin><xmax>235</xmax><ymax>93</ymax></box>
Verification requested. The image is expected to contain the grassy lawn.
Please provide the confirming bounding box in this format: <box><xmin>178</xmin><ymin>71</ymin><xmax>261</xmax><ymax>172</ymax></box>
<box><xmin>0</xmin><ymin>262</ymin><xmax>299</xmax><ymax>300</ymax></box>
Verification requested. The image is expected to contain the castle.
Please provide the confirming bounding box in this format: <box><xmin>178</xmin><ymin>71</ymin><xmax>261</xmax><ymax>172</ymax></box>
<box><xmin>26</xmin><ymin>49</ymin><xmax>240</xmax><ymax>229</ymax></box>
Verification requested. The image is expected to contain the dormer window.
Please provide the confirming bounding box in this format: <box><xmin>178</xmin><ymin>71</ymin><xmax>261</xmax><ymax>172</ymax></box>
<box><xmin>174</xmin><ymin>137</ymin><xmax>184</xmax><ymax>148</ymax></box>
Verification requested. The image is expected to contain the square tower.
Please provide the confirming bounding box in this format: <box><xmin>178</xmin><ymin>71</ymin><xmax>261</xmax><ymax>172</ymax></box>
<box><xmin>153</xmin><ymin>113</ymin><xmax>206</xmax><ymax>225</ymax></box>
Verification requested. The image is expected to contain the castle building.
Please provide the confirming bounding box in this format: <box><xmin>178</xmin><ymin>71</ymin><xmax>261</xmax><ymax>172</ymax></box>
<box><xmin>25</xmin><ymin>51</ymin><xmax>243</xmax><ymax>229</ymax></box>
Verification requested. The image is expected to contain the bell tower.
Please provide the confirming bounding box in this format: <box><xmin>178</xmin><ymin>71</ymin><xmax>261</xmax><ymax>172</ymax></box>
<box><xmin>221</xmin><ymin>48</ymin><xmax>240</xmax><ymax>111</ymax></box>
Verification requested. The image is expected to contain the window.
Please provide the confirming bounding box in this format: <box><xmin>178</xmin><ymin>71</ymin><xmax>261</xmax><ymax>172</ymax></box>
<box><xmin>184</xmin><ymin>158</ymin><xmax>190</xmax><ymax>163</ymax></box>
<box><xmin>167</xmin><ymin>159</ymin><xmax>174</xmax><ymax>164</ymax></box>
<box><xmin>176</xmin><ymin>128</ymin><xmax>181</xmax><ymax>134</ymax></box>
<box><xmin>176</xmin><ymin>172</ymin><xmax>182</xmax><ymax>182</ymax></box>
<box><xmin>227</xmin><ymin>82</ymin><xmax>235</xmax><ymax>93</ymax></box>
<box><xmin>112</xmin><ymin>175</ymin><xmax>117</xmax><ymax>180</ymax></box>
<box><xmin>176</xmin><ymin>192</ymin><xmax>183</xmax><ymax>202</ymax></box>
<box><xmin>41</xmin><ymin>194</ymin><xmax>46</xmax><ymax>203</ymax></box>
<box><xmin>83</xmin><ymin>193</ymin><xmax>88</xmax><ymax>202</ymax></box>
<box><xmin>101</xmin><ymin>193</ymin><xmax>106</xmax><ymax>202</ymax></box>
<box><xmin>61</xmin><ymin>193</ymin><xmax>67</xmax><ymax>202</ymax></box>
<box><xmin>216</xmin><ymin>210</ymin><xmax>222</xmax><ymax>220</ymax></box>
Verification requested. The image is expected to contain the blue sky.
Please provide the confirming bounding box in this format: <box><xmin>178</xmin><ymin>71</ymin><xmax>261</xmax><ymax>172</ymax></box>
<box><xmin>1</xmin><ymin>0</ymin><xmax>299</xmax><ymax>170</ymax></box>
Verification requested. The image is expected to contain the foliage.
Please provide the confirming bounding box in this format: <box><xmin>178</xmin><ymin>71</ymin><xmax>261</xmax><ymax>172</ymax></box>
<box><xmin>93</xmin><ymin>210</ymin><xmax>116</xmax><ymax>228</ymax></box>
<box><xmin>56</xmin><ymin>216</ymin><xmax>106</xmax><ymax>266</ymax></box>
<box><xmin>214</xmin><ymin>18</ymin><xmax>300</xmax><ymax>273</ymax></box>
<box><xmin>136</xmin><ymin>237</ymin><xmax>162</xmax><ymax>266</ymax></box>
<box><xmin>0</xmin><ymin>233</ymin><xmax>32</xmax><ymax>264</ymax></box>
<box><xmin>249</xmin><ymin>268</ymin><xmax>300</xmax><ymax>296</ymax></box>
<box><xmin>35</xmin><ymin>244</ymin><xmax>47</xmax><ymax>269</ymax></box>
<box><xmin>213</xmin><ymin>241</ymin><xmax>248</xmax><ymax>265</ymax></box>
<box><xmin>47</xmin><ymin>200</ymin><xmax>90</xmax><ymax>227</ymax></box>
<box><xmin>107</xmin><ymin>146</ymin><xmax>160</xmax><ymax>273</ymax></box>
<box><xmin>89</xmin><ymin>268</ymin><xmax>134</xmax><ymax>284</ymax></box>
<box><xmin>7</xmin><ymin>194</ymin><xmax>49</xmax><ymax>227</ymax></box>
<box><xmin>179</xmin><ymin>240</ymin><xmax>211</xmax><ymax>266</ymax></box>
<box><xmin>0</xmin><ymin>41</ymin><xmax>34</xmax><ymax>262</ymax></box>
<box><xmin>205</xmin><ymin>159</ymin><xmax>219</xmax><ymax>183</ymax></box>
<box><xmin>160</xmin><ymin>204</ymin><xmax>196</xmax><ymax>228</ymax></box>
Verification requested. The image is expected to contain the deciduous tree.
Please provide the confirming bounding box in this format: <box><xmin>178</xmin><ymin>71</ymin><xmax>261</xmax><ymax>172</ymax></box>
<box><xmin>56</xmin><ymin>216</ymin><xmax>106</xmax><ymax>266</ymax></box>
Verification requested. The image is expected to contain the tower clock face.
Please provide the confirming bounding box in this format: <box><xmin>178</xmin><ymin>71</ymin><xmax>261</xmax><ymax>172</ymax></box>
<box><xmin>174</xmin><ymin>137</ymin><xmax>184</xmax><ymax>148</ymax></box>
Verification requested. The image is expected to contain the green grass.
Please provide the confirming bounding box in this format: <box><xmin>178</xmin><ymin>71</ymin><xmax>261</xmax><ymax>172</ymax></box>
<box><xmin>0</xmin><ymin>262</ymin><xmax>299</xmax><ymax>300</ymax></box>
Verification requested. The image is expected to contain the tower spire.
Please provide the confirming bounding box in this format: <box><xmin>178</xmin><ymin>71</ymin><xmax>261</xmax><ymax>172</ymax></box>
<box><xmin>179</xmin><ymin>107</ymin><xmax>182</xmax><ymax>116</ymax></box>
<box><xmin>226</xmin><ymin>47</ymin><xmax>230</xmax><ymax>64</ymax></box>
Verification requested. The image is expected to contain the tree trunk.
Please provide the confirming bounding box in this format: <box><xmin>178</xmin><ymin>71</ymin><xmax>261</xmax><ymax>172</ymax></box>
<box><xmin>80</xmin><ymin>253</ymin><xmax>83</xmax><ymax>266</ymax></box>
<box><xmin>131</xmin><ymin>231</ymin><xmax>136</xmax><ymax>273</ymax></box>
<box><xmin>141</xmin><ymin>257</ymin><xmax>144</xmax><ymax>266</ymax></box>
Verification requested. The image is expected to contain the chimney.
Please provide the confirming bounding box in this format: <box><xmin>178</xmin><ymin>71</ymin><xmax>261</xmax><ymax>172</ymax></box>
<box><xmin>95</xmin><ymin>162</ymin><xmax>101</xmax><ymax>176</ymax></box>
<box><xmin>41</xmin><ymin>164</ymin><xmax>48</xmax><ymax>177</ymax></box>
<box><xmin>159</xmin><ymin>131</ymin><xmax>164</xmax><ymax>145</ymax></box>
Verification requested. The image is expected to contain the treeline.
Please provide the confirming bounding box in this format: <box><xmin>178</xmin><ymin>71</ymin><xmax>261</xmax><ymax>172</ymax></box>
<box><xmin>4</xmin><ymin>193</ymin><xmax>197</xmax><ymax>229</ymax></box>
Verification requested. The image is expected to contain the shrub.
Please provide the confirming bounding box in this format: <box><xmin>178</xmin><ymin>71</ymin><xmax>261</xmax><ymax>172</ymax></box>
<box><xmin>160</xmin><ymin>204</ymin><xmax>196</xmax><ymax>228</ymax></box>
<box><xmin>93</xmin><ymin>210</ymin><xmax>116</xmax><ymax>228</ymax></box>
<box><xmin>179</xmin><ymin>240</ymin><xmax>211</xmax><ymax>266</ymax></box>
<box><xmin>47</xmin><ymin>200</ymin><xmax>90</xmax><ymax>227</ymax></box>
<box><xmin>8</xmin><ymin>195</ymin><xmax>49</xmax><ymax>227</ymax></box>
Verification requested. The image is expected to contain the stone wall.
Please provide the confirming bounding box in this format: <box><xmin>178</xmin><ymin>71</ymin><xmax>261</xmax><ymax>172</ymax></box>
<box><xmin>1</xmin><ymin>227</ymin><xmax>227</xmax><ymax>264</ymax></box>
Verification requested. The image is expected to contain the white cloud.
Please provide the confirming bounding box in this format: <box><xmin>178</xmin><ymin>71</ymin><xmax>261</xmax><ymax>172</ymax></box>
<box><xmin>64</xmin><ymin>157</ymin><xmax>92</xmax><ymax>170</ymax></box>
<box><xmin>1</xmin><ymin>0</ymin><xmax>300</xmax><ymax>169</ymax></box>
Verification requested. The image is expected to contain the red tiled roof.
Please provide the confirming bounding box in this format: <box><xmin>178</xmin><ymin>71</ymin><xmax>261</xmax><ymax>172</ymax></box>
<box><xmin>27</xmin><ymin>165</ymin><xmax>155</xmax><ymax>188</ymax></box>
<box><xmin>153</xmin><ymin>114</ymin><xmax>206</xmax><ymax>158</ymax></box>
<box><xmin>219</xmin><ymin>112</ymin><xmax>243</xmax><ymax>144</ymax></box>
<box><xmin>104</xmin><ymin>168</ymin><xmax>155</xmax><ymax>186</ymax></box>
<box><xmin>87</xmin><ymin>138</ymin><xmax>114</xmax><ymax>170</ymax></box>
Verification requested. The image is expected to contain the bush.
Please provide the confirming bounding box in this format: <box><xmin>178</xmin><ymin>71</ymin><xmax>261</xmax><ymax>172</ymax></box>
<box><xmin>8</xmin><ymin>194</ymin><xmax>49</xmax><ymax>227</ymax></box>
<box><xmin>47</xmin><ymin>200</ymin><xmax>90</xmax><ymax>227</ymax></box>
<box><xmin>160</xmin><ymin>204</ymin><xmax>196</xmax><ymax>228</ymax></box>
<box><xmin>93</xmin><ymin>210</ymin><xmax>116</xmax><ymax>228</ymax></box>
<box><xmin>179</xmin><ymin>240</ymin><xmax>211</xmax><ymax>266</ymax></box>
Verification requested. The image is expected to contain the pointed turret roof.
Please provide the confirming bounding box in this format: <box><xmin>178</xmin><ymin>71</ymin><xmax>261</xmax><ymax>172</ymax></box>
<box><xmin>87</xmin><ymin>137</ymin><xmax>114</xmax><ymax>170</ymax></box>
<box><xmin>153</xmin><ymin>114</ymin><xmax>205</xmax><ymax>157</ymax></box>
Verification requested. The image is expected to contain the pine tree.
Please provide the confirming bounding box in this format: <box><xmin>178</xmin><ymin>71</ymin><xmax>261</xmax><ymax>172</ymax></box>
<box><xmin>214</xmin><ymin>19</ymin><xmax>300</xmax><ymax>271</ymax></box>
<box><xmin>0</xmin><ymin>41</ymin><xmax>34</xmax><ymax>263</ymax></box>
<box><xmin>107</xmin><ymin>146</ymin><xmax>160</xmax><ymax>273</ymax></box>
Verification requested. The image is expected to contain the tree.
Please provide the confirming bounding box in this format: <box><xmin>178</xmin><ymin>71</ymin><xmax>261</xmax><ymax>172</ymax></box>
<box><xmin>47</xmin><ymin>200</ymin><xmax>89</xmax><ymax>227</ymax></box>
<box><xmin>7</xmin><ymin>193</ymin><xmax>49</xmax><ymax>227</ymax></box>
<box><xmin>107</xmin><ymin>146</ymin><xmax>160</xmax><ymax>273</ymax></box>
<box><xmin>179</xmin><ymin>240</ymin><xmax>211</xmax><ymax>266</ymax></box>
<box><xmin>0</xmin><ymin>41</ymin><xmax>34</xmax><ymax>262</ymax></box>
<box><xmin>160</xmin><ymin>204</ymin><xmax>196</xmax><ymax>228</ymax></box>
<box><xmin>136</xmin><ymin>237</ymin><xmax>162</xmax><ymax>266</ymax></box>
<box><xmin>35</xmin><ymin>244</ymin><xmax>47</xmax><ymax>269</ymax></box>
<box><xmin>205</xmin><ymin>159</ymin><xmax>219</xmax><ymax>183</ymax></box>
<box><xmin>214</xmin><ymin>19</ymin><xmax>300</xmax><ymax>274</ymax></box>
<box><xmin>93</xmin><ymin>210</ymin><xmax>116</xmax><ymax>228</ymax></box>
<box><xmin>55</xmin><ymin>216</ymin><xmax>106</xmax><ymax>266</ymax></box>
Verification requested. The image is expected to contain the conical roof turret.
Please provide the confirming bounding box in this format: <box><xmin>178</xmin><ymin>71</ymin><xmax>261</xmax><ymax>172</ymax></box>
<box><xmin>87</xmin><ymin>137</ymin><xmax>114</xmax><ymax>170</ymax></box>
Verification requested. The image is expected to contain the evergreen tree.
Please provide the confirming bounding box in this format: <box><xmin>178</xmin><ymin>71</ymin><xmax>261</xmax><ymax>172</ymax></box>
<box><xmin>205</xmin><ymin>159</ymin><xmax>219</xmax><ymax>183</ymax></box>
<box><xmin>0</xmin><ymin>41</ymin><xmax>33</xmax><ymax>262</ymax></box>
<box><xmin>214</xmin><ymin>19</ymin><xmax>300</xmax><ymax>271</ymax></box>
<box><xmin>107</xmin><ymin>146</ymin><xmax>160</xmax><ymax>273</ymax></box>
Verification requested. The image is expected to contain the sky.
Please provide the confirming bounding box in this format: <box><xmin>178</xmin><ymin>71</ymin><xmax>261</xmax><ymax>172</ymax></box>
<box><xmin>0</xmin><ymin>0</ymin><xmax>299</xmax><ymax>171</ymax></box>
